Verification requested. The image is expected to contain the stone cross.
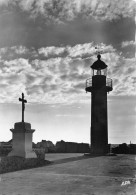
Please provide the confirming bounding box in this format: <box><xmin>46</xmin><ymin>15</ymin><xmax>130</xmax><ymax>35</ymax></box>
<box><xmin>19</xmin><ymin>93</ymin><xmax>27</xmax><ymax>122</ymax></box>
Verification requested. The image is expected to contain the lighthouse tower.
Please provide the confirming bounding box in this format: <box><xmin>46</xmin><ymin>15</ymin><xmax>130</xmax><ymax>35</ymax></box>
<box><xmin>85</xmin><ymin>54</ymin><xmax>113</xmax><ymax>155</ymax></box>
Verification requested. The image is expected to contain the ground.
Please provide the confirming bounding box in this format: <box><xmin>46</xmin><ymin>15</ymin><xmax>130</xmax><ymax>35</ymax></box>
<box><xmin>0</xmin><ymin>154</ymin><xmax>136</xmax><ymax>195</ymax></box>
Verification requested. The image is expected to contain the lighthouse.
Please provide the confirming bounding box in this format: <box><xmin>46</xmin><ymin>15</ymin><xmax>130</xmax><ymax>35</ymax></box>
<box><xmin>85</xmin><ymin>54</ymin><xmax>113</xmax><ymax>155</ymax></box>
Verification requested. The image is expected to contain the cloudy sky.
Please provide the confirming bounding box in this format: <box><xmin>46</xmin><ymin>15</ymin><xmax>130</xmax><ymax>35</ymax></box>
<box><xmin>0</xmin><ymin>0</ymin><xmax>135</xmax><ymax>144</ymax></box>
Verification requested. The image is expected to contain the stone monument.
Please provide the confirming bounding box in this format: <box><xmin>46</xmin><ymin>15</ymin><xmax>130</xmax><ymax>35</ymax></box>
<box><xmin>8</xmin><ymin>93</ymin><xmax>37</xmax><ymax>158</ymax></box>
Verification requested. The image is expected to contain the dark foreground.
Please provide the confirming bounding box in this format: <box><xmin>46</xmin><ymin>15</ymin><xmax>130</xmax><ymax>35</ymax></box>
<box><xmin>0</xmin><ymin>154</ymin><xmax>136</xmax><ymax>195</ymax></box>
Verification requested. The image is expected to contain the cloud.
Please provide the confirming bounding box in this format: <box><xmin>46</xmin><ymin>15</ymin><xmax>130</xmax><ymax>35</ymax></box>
<box><xmin>0</xmin><ymin>0</ymin><xmax>134</xmax><ymax>23</ymax></box>
<box><xmin>103</xmin><ymin>53</ymin><xmax>136</xmax><ymax>96</ymax></box>
<box><xmin>0</xmin><ymin>42</ymin><xmax>135</xmax><ymax>104</ymax></box>
<box><xmin>68</xmin><ymin>43</ymin><xmax>116</xmax><ymax>58</ymax></box>
<box><xmin>0</xmin><ymin>43</ymin><xmax>116</xmax><ymax>61</ymax></box>
<box><xmin>0</xmin><ymin>46</ymin><xmax>38</xmax><ymax>61</ymax></box>
<box><xmin>0</xmin><ymin>0</ymin><xmax>10</xmax><ymax>6</ymax></box>
<box><xmin>38</xmin><ymin>46</ymin><xmax>66</xmax><ymax>58</ymax></box>
<box><xmin>121</xmin><ymin>41</ymin><xmax>136</xmax><ymax>48</ymax></box>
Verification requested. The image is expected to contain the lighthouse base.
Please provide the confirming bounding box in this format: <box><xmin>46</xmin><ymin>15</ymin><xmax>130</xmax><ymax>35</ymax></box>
<box><xmin>90</xmin><ymin>148</ymin><xmax>108</xmax><ymax>155</ymax></box>
<box><xmin>90</xmin><ymin>143</ymin><xmax>110</xmax><ymax>156</ymax></box>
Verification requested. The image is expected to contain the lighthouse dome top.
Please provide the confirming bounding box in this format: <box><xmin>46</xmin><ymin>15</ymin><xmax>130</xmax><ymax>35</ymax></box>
<box><xmin>91</xmin><ymin>54</ymin><xmax>107</xmax><ymax>70</ymax></box>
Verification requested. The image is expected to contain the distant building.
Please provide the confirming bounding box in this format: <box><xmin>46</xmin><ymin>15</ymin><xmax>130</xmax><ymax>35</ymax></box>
<box><xmin>0</xmin><ymin>139</ymin><xmax>12</xmax><ymax>148</ymax></box>
<box><xmin>56</xmin><ymin>140</ymin><xmax>90</xmax><ymax>153</ymax></box>
<box><xmin>0</xmin><ymin>140</ymin><xmax>12</xmax><ymax>156</ymax></box>
<box><xmin>111</xmin><ymin>143</ymin><xmax>136</xmax><ymax>154</ymax></box>
<box><xmin>129</xmin><ymin>144</ymin><xmax>136</xmax><ymax>154</ymax></box>
<box><xmin>35</xmin><ymin>140</ymin><xmax>55</xmax><ymax>152</ymax></box>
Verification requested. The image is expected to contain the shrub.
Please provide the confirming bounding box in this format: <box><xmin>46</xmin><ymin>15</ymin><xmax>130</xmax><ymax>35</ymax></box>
<box><xmin>34</xmin><ymin>148</ymin><xmax>46</xmax><ymax>160</ymax></box>
<box><xmin>0</xmin><ymin>148</ymin><xmax>12</xmax><ymax>156</ymax></box>
<box><xmin>0</xmin><ymin>156</ymin><xmax>50</xmax><ymax>174</ymax></box>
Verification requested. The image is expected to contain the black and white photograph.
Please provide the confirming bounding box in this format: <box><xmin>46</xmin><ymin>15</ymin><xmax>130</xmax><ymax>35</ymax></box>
<box><xmin>0</xmin><ymin>0</ymin><xmax>136</xmax><ymax>194</ymax></box>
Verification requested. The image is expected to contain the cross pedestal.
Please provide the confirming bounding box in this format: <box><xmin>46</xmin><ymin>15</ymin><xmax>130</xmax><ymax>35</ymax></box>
<box><xmin>8</xmin><ymin>93</ymin><xmax>37</xmax><ymax>158</ymax></box>
<box><xmin>8</xmin><ymin>122</ymin><xmax>37</xmax><ymax>158</ymax></box>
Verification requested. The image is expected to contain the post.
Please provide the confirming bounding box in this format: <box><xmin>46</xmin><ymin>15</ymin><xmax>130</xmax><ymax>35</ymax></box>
<box><xmin>22</xmin><ymin>93</ymin><xmax>24</xmax><ymax>122</ymax></box>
